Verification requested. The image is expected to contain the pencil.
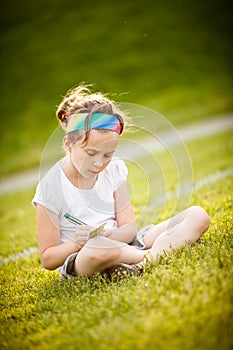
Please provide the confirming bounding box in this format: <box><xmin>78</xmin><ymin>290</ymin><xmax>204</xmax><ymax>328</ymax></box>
<box><xmin>64</xmin><ymin>213</ymin><xmax>87</xmax><ymax>226</ymax></box>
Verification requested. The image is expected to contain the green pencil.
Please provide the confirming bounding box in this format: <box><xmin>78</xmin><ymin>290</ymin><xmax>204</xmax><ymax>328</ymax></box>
<box><xmin>64</xmin><ymin>213</ymin><xmax>87</xmax><ymax>226</ymax></box>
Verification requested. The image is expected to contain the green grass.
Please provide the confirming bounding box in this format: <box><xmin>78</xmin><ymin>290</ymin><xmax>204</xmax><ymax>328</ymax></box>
<box><xmin>0</xmin><ymin>0</ymin><xmax>232</xmax><ymax>176</ymax></box>
<box><xmin>0</xmin><ymin>130</ymin><xmax>233</xmax><ymax>350</ymax></box>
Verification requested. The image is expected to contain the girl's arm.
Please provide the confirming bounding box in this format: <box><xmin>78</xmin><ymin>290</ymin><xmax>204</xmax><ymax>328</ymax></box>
<box><xmin>36</xmin><ymin>204</ymin><xmax>90</xmax><ymax>270</ymax></box>
<box><xmin>105</xmin><ymin>182</ymin><xmax>137</xmax><ymax>243</ymax></box>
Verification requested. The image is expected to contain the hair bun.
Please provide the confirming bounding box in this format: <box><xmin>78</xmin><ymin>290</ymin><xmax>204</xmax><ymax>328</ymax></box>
<box><xmin>57</xmin><ymin>109</ymin><xmax>68</xmax><ymax>123</ymax></box>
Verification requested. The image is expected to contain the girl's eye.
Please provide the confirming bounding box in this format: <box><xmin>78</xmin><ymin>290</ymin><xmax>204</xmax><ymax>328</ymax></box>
<box><xmin>86</xmin><ymin>151</ymin><xmax>114</xmax><ymax>158</ymax></box>
<box><xmin>87</xmin><ymin>151</ymin><xmax>95</xmax><ymax>156</ymax></box>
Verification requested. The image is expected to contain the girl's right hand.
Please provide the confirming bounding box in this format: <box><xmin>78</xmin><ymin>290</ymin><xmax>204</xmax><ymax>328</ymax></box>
<box><xmin>72</xmin><ymin>225</ymin><xmax>93</xmax><ymax>250</ymax></box>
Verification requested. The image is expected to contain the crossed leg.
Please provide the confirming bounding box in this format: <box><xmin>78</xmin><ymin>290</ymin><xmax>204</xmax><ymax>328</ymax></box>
<box><xmin>74</xmin><ymin>238</ymin><xmax>148</xmax><ymax>276</ymax></box>
<box><xmin>74</xmin><ymin>206</ymin><xmax>210</xmax><ymax>277</ymax></box>
<box><xmin>143</xmin><ymin>206</ymin><xmax>210</xmax><ymax>257</ymax></box>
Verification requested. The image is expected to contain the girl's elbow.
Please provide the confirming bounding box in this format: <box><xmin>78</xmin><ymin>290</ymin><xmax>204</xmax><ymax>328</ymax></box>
<box><xmin>40</xmin><ymin>253</ymin><xmax>57</xmax><ymax>271</ymax></box>
<box><xmin>127</xmin><ymin>224</ymin><xmax>138</xmax><ymax>243</ymax></box>
<box><xmin>40</xmin><ymin>259</ymin><xmax>54</xmax><ymax>271</ymax></box>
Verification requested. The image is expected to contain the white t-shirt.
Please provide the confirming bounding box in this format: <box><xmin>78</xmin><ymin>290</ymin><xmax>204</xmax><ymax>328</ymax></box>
<box><xmin>32</xmin><ymin>158</ymin><xmax>128</xmax><ymax>243</ymax></box>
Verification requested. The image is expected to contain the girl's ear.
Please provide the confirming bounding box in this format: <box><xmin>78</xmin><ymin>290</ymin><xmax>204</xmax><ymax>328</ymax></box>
<box><xmin>63</xmin><ymin>136</ymin><xmax>72</xmax><ymax>152</ymax></box>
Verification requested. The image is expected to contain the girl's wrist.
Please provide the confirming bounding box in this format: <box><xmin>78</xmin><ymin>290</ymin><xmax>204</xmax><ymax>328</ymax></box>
<box><xmin>66</xmin><ymin>239</ymin><xmax>82</xmax><ymax>252</ymax></box>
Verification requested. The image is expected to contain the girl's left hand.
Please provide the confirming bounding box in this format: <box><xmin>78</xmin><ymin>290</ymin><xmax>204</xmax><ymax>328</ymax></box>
<box><xmin>100</xmin><ymin>229</ymin><xmax>112</xmax><ymax>238</ymax></box>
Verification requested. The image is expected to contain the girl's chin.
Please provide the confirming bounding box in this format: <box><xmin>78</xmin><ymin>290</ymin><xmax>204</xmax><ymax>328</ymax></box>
<box><xmin>80</xmin><ymin>170</ymin><xmax>98</xmax><ymax>179</ymax></box>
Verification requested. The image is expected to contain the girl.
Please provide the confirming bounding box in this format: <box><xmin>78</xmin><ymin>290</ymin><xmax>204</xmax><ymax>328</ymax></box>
<box><xmin>32</xmin><ymin>85</ymin><xmax>210</xmax><ymax>279</ymax></box>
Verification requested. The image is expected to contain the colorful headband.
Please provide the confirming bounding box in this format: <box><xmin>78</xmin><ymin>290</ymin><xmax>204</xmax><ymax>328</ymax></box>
<box><xmin>66</xmin><ymin>113</ymin><xmax>122</xmax><ymax>134</ymax></box>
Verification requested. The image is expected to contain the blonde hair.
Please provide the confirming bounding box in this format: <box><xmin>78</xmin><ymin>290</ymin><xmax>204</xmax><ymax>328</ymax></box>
<box><xmin>56</xmin><ymin>84</ymin><xmax>125</xmax><ymax>144</ymax></box>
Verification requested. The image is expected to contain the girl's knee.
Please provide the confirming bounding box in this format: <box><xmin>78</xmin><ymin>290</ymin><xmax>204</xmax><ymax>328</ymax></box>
<box><xmin>188</xmin><ymin>206</ymin><xmax>210</xmax><ymax>232</ymax></box>
<box><xmin>87</xmin><ymin>247</ymin><xmax>120</xmax><ymax>266</ymax></box>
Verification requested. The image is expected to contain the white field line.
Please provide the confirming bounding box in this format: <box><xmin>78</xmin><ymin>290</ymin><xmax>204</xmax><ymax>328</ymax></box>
<box><xmin>0</xmin><ymin>247</ymin><xmax>38</xmax><ymax>266</ymax></box>
<box><xmin>0</xmin><ymin>166</ymin><xmax>232</xmax><ymax>267</ymax></box>
<box><xmin>148</xmin><ymin>167</ymin><xmax>233</xmax><ymax>207</ymax></box>
<box><xmin>0</xmin><ymin>114</ymin><xmax>232</xmax><ymax>196</ymax></box>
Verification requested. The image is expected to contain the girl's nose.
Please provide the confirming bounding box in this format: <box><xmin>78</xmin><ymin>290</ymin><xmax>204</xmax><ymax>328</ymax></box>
<box><xmin>93</xmin><ymin>157</ymin><xmax>103</xmax><ymax>168</ymax></box>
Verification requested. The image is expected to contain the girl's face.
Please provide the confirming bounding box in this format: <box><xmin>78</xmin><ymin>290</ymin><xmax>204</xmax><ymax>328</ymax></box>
<box><xmin>65</xmin><ymin>129</ymin><xmax>119</xmax><ymax>180</ymax></box>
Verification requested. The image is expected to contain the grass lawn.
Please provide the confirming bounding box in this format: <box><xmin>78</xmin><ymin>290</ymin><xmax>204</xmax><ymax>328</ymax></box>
<box><xmin>0</xmin><ymin>0</ymin><xmax>232</xmax><ymax>176</ymax></box>
<box><xmin>0</xmin><ymin>130</ymin><xmax>232</xmax><ymax>350</ymax></box>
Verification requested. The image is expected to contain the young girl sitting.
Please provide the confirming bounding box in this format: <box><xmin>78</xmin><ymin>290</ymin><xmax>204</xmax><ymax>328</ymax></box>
<box><xmin>32</xmin><ymin>84</ymin><xmax>210</xmax><ymax>279</ymax></box>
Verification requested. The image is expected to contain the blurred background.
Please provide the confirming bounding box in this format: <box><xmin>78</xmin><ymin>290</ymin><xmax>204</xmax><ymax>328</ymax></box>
<box><xmin>0</xmin><ymin>0</ymin><xmax>232</xmax><ymax>177</ymax></box>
